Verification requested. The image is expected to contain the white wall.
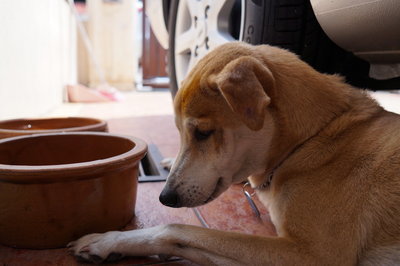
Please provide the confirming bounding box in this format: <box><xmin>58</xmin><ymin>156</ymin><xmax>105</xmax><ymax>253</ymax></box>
<box><xmin>0</xmin><ymin>0</ymin><xmax>77</xmax><ymax>120</ymax></box>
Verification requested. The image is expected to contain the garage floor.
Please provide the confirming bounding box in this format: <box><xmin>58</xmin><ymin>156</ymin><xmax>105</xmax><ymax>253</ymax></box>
<box><xmin>0</xmin><ymin>89</ymin><xmax>399</xmax><ymax>265</ymax></box>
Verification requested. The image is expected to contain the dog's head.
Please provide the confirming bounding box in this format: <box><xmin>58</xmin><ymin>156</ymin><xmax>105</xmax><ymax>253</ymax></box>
<box><xmin>160</xmin><ymin>43</ymin><xmax>277</xmax><ymax>207</ymax></box>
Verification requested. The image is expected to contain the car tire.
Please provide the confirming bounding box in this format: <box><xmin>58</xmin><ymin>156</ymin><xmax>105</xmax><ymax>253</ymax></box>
<box><xmin>168</xmin><ymin>0</ymin><xmax>390</xmax><ymax>97</ymax></box>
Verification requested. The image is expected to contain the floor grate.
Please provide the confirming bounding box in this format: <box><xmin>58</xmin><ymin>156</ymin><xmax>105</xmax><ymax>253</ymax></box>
<box><xmin>138</xmin><ymin>144</ymin><xmax>168</xmax><ymax>182</ymax></box>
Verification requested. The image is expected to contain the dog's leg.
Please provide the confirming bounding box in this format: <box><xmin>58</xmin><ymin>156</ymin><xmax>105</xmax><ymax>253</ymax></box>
<box><xmin>69</xmin><ymin>224</ymin><xmax>316</xmax><ymax>265</ymax></box>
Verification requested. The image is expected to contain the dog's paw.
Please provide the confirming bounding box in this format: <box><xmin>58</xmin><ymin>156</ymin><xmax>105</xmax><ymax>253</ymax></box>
<box><xmin>160</xmin><ymin>157</ymin><xmax>176</xmax><ymax>171</ymax></box>
<box><xmin>67</xmin><ymin>231</ymin><xmax>124</xmax><ymax>263</ymax></box>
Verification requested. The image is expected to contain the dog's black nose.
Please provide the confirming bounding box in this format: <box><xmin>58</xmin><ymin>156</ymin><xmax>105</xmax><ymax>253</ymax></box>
<box><xmin>159</xmin><ymin>188</ymin><xmax>181</xmax><ymax>208</ymax></box>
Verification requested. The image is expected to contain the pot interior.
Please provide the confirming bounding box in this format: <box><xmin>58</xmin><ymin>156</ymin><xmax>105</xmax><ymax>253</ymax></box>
<box><xmin>0</xmin><ymin>118</ymin><xmax>101</xmax><ymax>131</ymax></box>
<box><xmin>0</xmin><ymin>134</ymin><xmax>135</xmax><ymax>166</ymax></box>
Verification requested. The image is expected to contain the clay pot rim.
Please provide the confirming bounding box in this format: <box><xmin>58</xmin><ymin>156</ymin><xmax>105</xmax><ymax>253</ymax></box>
<box><xmin>0</xmin><ymin>132</ymin><xmax>147</xmax><ymax>184</ymax></box>
<box><xmin>0</xmin><ymin>117</ymin><xmax>107</xmax><ymax>134</ymax></box>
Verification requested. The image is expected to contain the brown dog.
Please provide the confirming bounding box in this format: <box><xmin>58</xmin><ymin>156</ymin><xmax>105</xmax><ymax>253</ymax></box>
<box><xmin>69</xmin><ymin>42</ymin><xmax>400</xmax><ymax>265</ymax></box>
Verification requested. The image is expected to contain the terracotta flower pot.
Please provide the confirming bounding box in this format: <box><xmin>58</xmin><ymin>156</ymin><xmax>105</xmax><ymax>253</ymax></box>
<box><xmin>0</xmin><ymin>117</ymin><xmax>108</xmax><ymax>139</ymax></box>
<box><xmin>0</xmin><ymin>132</ymin><xmax>147</xmax><ymax>249</ymax></box>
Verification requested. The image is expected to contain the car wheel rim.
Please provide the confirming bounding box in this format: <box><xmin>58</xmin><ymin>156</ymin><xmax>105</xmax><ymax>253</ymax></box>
<box><xmin>174</xmin><ymin>0</ymin><xmax>244</xmax><ymax>87</ymax></box>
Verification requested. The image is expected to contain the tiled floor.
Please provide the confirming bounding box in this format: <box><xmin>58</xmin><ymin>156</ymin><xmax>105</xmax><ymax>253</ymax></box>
<box><xmin>1</xmin><ymin>88</ymin><xmax>399</xmax><ymax>265</ymax></box>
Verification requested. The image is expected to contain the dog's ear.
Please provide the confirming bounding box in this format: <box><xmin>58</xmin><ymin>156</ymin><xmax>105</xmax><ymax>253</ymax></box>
<box><xmin>216</xmin><ymin>56</ymin><xmax>274</xmax><ymax>131</ymax></box>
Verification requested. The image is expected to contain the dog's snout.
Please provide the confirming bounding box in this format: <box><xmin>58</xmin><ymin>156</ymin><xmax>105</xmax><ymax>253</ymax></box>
<box><xmin>159</xmin><ymin>188</ymin><xmax>181</xmax><ymax>208</ymax></box>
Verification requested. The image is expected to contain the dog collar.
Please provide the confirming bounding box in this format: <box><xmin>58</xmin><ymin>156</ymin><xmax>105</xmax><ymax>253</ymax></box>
<box><xmin>242</xmin><ymin>110</ymin><xmax>345</xmax><ymax>218</ymax></box>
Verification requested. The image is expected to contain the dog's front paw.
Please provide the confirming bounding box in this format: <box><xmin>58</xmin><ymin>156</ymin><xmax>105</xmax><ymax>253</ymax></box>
<box><xmin>67</xmin><ymin>231</ymin><xmax>124</xmax><ymax>263</ymax></box>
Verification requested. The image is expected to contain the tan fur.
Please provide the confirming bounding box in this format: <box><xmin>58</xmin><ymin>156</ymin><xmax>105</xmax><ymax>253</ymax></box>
<box><xmin>69</xmin><ymin>42</ymin><xmax>400</xmax><ymax>265</ymax></box>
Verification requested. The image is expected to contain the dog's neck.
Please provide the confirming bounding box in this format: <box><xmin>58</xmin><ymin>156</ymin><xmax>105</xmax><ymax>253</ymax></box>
<box><xmin>252</xmin><ymin>70</ymin><xmax>381</xmax><ymax>188</ymax></box>
<box><xmin>250</xmin><ymin>109</ymin><xmax>343</xmax><ymax>189</ymax></box>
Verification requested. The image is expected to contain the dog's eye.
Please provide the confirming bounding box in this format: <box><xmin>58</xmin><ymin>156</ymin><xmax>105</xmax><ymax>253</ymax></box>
<box><xmin>194</xmin><ymin>128</ymin><xmax>214</xmax><ymax>141</ymax></box>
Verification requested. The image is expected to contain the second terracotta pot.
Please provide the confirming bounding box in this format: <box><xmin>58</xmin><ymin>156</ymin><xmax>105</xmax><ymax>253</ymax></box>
<box><xmin>0</xmin><ymin>117</ymin><xmax>108</xmax><ymax>139</ymax></box>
